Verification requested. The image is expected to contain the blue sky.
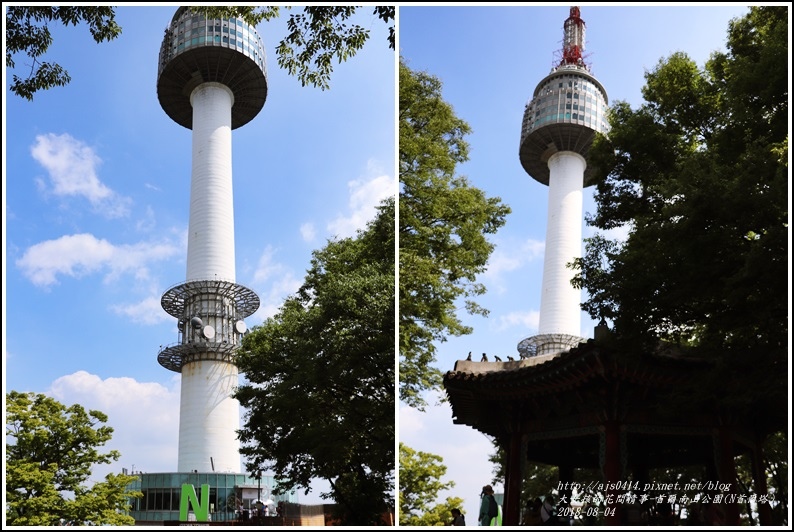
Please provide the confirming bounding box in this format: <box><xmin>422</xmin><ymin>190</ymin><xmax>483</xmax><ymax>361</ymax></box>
<box><xmin>397</xmin><ymin>3</ymin><xmax>771</xmax><ymax>523</ymax></box>
<box><xmin>3</xmin><ymin>4</ymin><xmax>394</xmax><ymax>504</ymax></box>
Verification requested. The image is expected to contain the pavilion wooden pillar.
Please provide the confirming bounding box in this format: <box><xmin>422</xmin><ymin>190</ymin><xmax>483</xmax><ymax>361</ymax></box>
<box><xmin>602</xmin><ymin>421</ymin><xmax>621</xmax><ymax>526</ymax></box>
<box><xmin>716</xmin><ymin>426</ymin><xmax>740</xmax><ymax>526</ymax></box>
<box><xmin>751</xmin><ymin>437</ymin><xmax>772</xmax><ymax>526</ymax></box>
<box><xmin>503</xmin><ymin>431</ymin><xmax>523</xmax><ymax>526</ymax></box>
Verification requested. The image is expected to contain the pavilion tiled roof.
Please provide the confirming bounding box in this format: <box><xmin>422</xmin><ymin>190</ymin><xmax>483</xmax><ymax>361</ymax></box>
<box><xmin>442</xmin><ymin>338</ymin><xmax>785</xmax><ymax>446</ymax></box>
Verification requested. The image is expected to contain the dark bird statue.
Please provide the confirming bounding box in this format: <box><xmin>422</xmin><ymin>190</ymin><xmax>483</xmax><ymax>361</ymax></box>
<box><xmin>466</xmin><ymin>351</ymin><xmax>472</xmax><ymax>361</ymax></box>
<box><xmin>481</xmin><ymin>352</ymin><xmax>488</xmax><ymax>362</ymax></box>
<box><xmin>494</xmin><ymin>355</ymin><xmax>502</xmax><ymax>362</ymax></box>
<box><xmin>507</xmin><ymin>356</ymin><xmax>515</xmax><ymax>361</ymax></box>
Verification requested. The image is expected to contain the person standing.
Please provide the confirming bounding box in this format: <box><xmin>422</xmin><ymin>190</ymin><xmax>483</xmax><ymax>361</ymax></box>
<box><xmin>479</xmin><ymin>485</ymin><xmax>499</xmax><ymax>526</ymax></box>
<box><xmin>450</xmin><ymin>508</ymin><xmax>466</xmax><ymax>526</ymax></box>
<box><xmin>540</xmin><ymin>494</ymin><xmax>557</xmax><ymax>526</ymax></box>
<box><xmin>522</xmin><ymin>497</ymin><xmax>542</xmax><ymax>526</ymax></box>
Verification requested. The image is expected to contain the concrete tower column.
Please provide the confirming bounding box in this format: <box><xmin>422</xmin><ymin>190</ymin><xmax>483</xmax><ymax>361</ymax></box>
<box><xmin>187</xmin><ymin>83</ymin><xmax>236</xmax><ymax>282</ymax></box>
<box><xmin>178</xmin><ymin>360</ymin><xmax>241</xmax><ymax>473</ymax></box>
<box><xmin>156</xmin><ymin>6</ymin><xmax>266</xmax><ymax>475</ymax></box>
<box><xmin>176</xmin><ymin>82</ymin><xmax>241</xmax><ymax>474</ymax></box>
<box><xmin>538</xmin><ymin>151</ymin><xmax>585</xmax><ymax>336</ymax></box>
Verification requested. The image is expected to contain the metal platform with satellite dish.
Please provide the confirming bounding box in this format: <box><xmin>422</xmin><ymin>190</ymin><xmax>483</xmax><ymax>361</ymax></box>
<box><xmin>157</xmin><ymin>279</ymin><xmax>259</xmax><ymax>373</ymax></box>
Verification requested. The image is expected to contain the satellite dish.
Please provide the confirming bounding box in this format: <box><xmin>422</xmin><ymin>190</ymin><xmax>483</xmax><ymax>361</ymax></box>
<box><xmin>191</xmin><ymin>316</ymin><xmax>203</xmax><ymax>329</ymax></box>
<box><xmin>235</xmin><ymin>320</ymin><xmax>247</xmax><ymax>334</ymax></box>
<box><xmin>203</xmin><ymin>325</ymin><xmax>216</xmax><ymax>339</ymax></box>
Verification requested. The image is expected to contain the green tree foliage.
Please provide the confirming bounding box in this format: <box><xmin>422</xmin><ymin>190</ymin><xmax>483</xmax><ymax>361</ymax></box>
<box><xmin>5</xmin><ymin>391</ymin><xmax>141</xmax><ymax>526</ymax></box>
<box><xmin>234</xmin><ymin>199</ymin><xmax>394</xmax><ymax>526</ymax></box>
<box><xmin>399</xmin><ymin>443</ymin><xmax>465</xmax><ymax>526</ymax></box>
<box><xmin>732</xmin><ymin>430</ymin><xmax>789</xmax><ymax>525</ymax></box>
<box><xmin>413</xmin><ymin>497</ymin><xmax>468</xmax><ymax>527</ymax></box>
<box><xmin>399</xmin><ymin>58</ymin><xmax>511</xmax><ymax>409</ymax></box>
<box><xmin>573</xmin><ymin>6</ymin><xmax>788</xmax><ymax>416</ymax></box>
<box><xmin>761</xmin><ymin>431</ymin><xmax>788</xmax><ymax>524</ymax></box>
<box><xmin>517</xmin><ymin>462</ymin><xmax>562</xmax><ymax>509</ymax></box>
<box><xmin>5</xmin><ymin>6</ymin><xmax>121</xmax><ymax>100</ymax></box>
<box><xmin>195</xmin><ymin>6</ymin><xmax>395</xmax><ymax>90</ymax></box>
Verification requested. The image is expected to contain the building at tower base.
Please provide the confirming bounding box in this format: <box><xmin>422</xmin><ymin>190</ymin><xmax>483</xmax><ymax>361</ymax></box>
<box><xmin>127</xmin><ymin>471</ymin><xmax>299</xmax><ymax>524</ymax></box>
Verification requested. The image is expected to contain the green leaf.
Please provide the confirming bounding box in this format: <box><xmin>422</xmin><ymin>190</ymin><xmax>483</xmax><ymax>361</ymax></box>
<box><xmin>399</xmin><ymin>59</ymin><xmax>511</xmax><ymax>409</ymax></box>
<box><xmin>234</xmin><ymin>199</ymin><xmax>395</xmax><ymax>525</ymax></box>
<box><xmin>5</xmin><ymin>391</ymin><xmax>141</xmax><ymax>525</ymax></box>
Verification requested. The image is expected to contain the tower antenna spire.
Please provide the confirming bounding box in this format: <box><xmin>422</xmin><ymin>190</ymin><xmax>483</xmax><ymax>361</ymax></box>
<box><xmin>560</xmin><ymin>6</ymin><xmax>587</xmax><ymax>69</ymax></box>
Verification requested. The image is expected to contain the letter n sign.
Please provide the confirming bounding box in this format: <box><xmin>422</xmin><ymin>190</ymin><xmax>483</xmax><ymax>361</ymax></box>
<box><xmin>180</xmin><ymin>483</ymin><xmax>210</xmax><ymax>522</ymax></box>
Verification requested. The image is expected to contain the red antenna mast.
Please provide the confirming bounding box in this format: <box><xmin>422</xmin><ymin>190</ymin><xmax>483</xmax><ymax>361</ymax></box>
<box><xmin>559</xmin><ymin>6</ymin><xmax>587</xmax><ymax>68</ymax></box>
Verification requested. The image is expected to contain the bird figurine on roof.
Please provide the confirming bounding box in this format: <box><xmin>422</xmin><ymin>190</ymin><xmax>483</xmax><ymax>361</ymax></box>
<box><xmin>494</xmin><ymin>355</ymin><xmax>502</xmax><ymax>362</ymax></box>
<box><xmin>481</xmin><ymin>352</ymin><xmax>488</xmax><ymax>362</ymax></box>
<box><xmin>466</xmin><ymin>351</ymin><xmax>472</xmax><ymax>361</ymax></box>
<box><xmin>507</xmin><ymin>355</ymin><xmax>515</xmax><ymax>361</ymax></box>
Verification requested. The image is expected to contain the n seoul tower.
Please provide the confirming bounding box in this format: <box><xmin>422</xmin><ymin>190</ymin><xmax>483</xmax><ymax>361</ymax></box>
<box><xmin>155</xmin><ymin>7</ymin><xmax>266</xmax><ymax>474</ymax></box>
<box><xmin>517</xmin><ymin>6</ymin><xmax>608</xmax><ymax>359</ymax></box>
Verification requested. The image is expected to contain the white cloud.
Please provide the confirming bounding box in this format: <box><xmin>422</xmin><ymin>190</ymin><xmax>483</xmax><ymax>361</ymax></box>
<box><xmin>582</xmin><ymin>213</ymin><xmax>632</xmax><ymax>243</ymax></box>
<box><xmin>16</xmin><ymin>233</ymin><xmax>180</xmax><ymax>287</ymax></box>
<box><xmin>47</xmin><ymin>371</ymin><xmax>180</xmax><ymax>477</ymax></box>
<box><xmin>601</xmin><ymin>223</ymin><xmax>632</xmax><ymax>243</ymax></box>
<box><xmin>136</xmin><ymin>205</ymin><xmax>157</xmax><ymax>232</ymax></box>
<box><xmin>483</xmin><ymin>238</ymin><xmax>545</xmax><ymax>292</ymax></box>
<box><xmin>249</xmin><ymin>246</ymin><xmax>302</xmax><ymax>323</ymax></box>
<box><xmin>492</xmin><ymin>310</ymin><xmax>540</xmax><ymax>333</ymax></box>
<box><xmin>30</xmin><ymin>133</ymin><xmax>132</xmax><ymax>218</ymax></box>
<box><xmin>45</xmin><ymin>372</ymin><xmax>332</xmax><ymax>499</ymax></box>
<box><xmin>254</xmin><ymin>272</ymin><xmax>303</xmax><ymax>321</ymax></box>
<box><xmin>485</xmin><ymin>250</ymin><xmax>522</xmax><ymax>277</ymax></box>
<box><xmin>251</xmin><ymin>246</ymin><xmax>283</xmax><ymax>285</ymax></box>
<box><xmin>300</xmin><ymin>222</ymin><xmax>316</xmax><ymax>242</ymax></box>
<box><xmin>490</xmin><ymin>238</ymin><xmax>545</xmax><ymax>276</ymax></box>
<box><xmin>110</xmin><ymin>295</ymin><xmax>171</xmax><ymax>325</ymax></box>
<box><xmin>326</xmin><ymin>174</ymin><xmax>394</xmax><ymax>238</ymax></box>
<box><xmin>269</xmin><ymin>273</ymin><xmax>302</xmax><ymax>302</ymax></box>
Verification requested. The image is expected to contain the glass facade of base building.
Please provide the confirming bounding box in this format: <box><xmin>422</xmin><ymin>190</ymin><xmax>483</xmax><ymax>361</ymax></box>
<box><xmin>127</xmin><ymin>472</ymin><xmax>297</xmax><ymax>524</ymax></box>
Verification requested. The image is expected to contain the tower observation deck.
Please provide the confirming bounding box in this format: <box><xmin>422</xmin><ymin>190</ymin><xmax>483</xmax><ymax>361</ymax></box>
<box><xmin>155</xmin><ymin>6</ymin><xmax>266</xmax><ymax>474</ymax></box>
<box><xmin>157</xmin><ymin>6</ymin><xmax>268</xmax><ymax>129</ymax></box>
<box><xmin>517</xmin><ymin>6</ymin><xmax>608</xmax><ymax>359</ymax></box>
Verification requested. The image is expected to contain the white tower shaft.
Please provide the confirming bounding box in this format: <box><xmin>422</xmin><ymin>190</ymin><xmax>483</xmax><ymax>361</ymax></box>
<box><xmin>538</xmin><ymin>151</ymin><xmax>585</xmax><ymax>336</ymax></box>
<box><xmin>178</xmin><ymin>360</ymin><xmax>241</xmax><ymax>473</ymax></box>
<box><xmin>178</xmin><ymin>82</ymin><xmax>240</xmax><ymax>473</ymax></box>
<box><xmin>187</xmin><ymin>82</ymin><xmax>236</xmax><ymax>282</ymax></box>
